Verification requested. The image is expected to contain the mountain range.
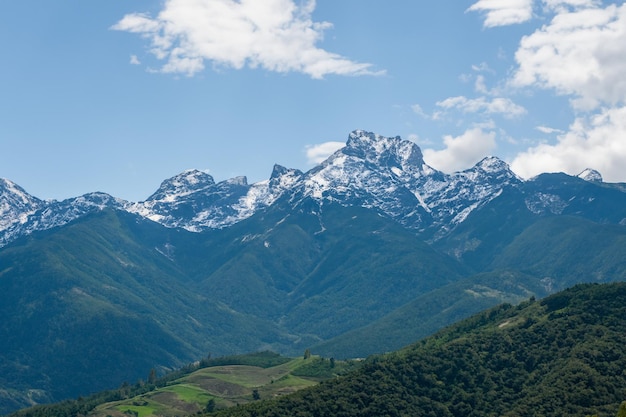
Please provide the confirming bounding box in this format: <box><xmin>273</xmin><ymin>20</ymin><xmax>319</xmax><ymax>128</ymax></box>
<box><xmin>2</xmin><ymin>130</ymin><xmax>623</xmax><ymax>248</ymax></box>
<box><xmin>1</xmin><ymin>130</ymin><xmax>626</xmax><ymax>414</ymax></box>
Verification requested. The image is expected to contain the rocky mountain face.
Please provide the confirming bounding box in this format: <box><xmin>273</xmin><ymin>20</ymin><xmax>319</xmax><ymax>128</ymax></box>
<box><xmin>0</xmin><ymin>179</ymin><xmax>128</xmax><ymax>247</ymax></box>
<box><xmin>1</xmin><ymin>130</ymin><xmax>577</xmax><ymax>247</ymax></box>
<box><xmin>0</xmin><ymin>179</ymin><xmax>43</xmax><ymax>243</ymax></box>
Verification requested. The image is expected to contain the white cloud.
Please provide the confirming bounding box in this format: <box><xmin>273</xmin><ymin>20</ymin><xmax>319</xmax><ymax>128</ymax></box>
<box><xmin>436</xmin><ymin>96</ymin><xmax>527</xmax><ymax>118</ymax></box>
<box><xmin>543</xmin><ymin>0</ymin><xmax>601</xmax><ymax>12</ymax></box>
<box><xmin>306</xmin><ymin>141</ymin><xmax>344</xmax><ymax>164</ymax></box>
<box><xmin>535</xmin><ymin>125</ymin><xmax>564</xmax><ymax>134</ymax></box>
<box><xmin>411</xmin><ymin>104</ymin><xmax>428</xmax><ymax>118</ymax></box>
<box><xmin>465</xmin><ymin>0</ymin><xmax>626</xmax><ymax>183</ymax></box>
<box><xmin>130</xmin><ymin>55</ymin><xmax>141</xmax><ymax>65</ymax></box>
<box><xmin>511</xmin><ymin>105</ymin><xmax>626</xmax><ymax>182</ymax></box>
<box><xmin>512</xmin><ymin>2</ymin><xmax>626</xmax><ymax>110</ymax></box>
<box><xmin>474</xmin><ymin>75</ymin><xmax>489</xmax><ymax>94</ymax></box>
<box><xmin>467</xmin><ymin>0</ymin><xmax>534</xmax><ymax>27</ymax></box>
<box><xmin>111</xmin><ymin>0</ymin><xmax>380</xmax><ymax>78</ymax></box>
<box><xmin>471</xmin><ymin>62</ymin><xmax>495</xmax><ymax>73</ymax></box>
<box><xmin>423</xmin><ymin>127</ymin><xmax>497</xmax><ymax>173</ymax></box>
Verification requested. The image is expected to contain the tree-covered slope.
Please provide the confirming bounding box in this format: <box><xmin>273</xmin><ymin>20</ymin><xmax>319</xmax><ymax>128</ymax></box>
<box><xmin>320</xmin><ymin>213</ymin><xmax>626</xmax><ymax>358</ymax></box>
<box><xmin>0</xmin><ymin>210</ymin><xmax>285</xmax><ymax>413</ymax></box>
<box><xmin>209</xmin><ymin>283</ymin><xmax>626</xmax><ymax>417</ymax></box>
<box><xmin>434</xmin><ymin>173</ymin><xmax>626</xmax><ymax>272</ymax></box>
<box><xmin>0</xmin><ymin>204</ymin><xmax>469</xmax><ymax>414</ymax></box>
<box><xmin>489</xmin><ymin>215</ymin><xmax>626</xmax><ymax>289</ymax></box>
<box><xmin>172</xmin><ymin>201</ymin><xmax>469</xmax><ymax>345</ymax></box>
<box><xmin>312</xmin><ymin>269</ymin><xmax>549</xmax><ymax>358</ymax></box>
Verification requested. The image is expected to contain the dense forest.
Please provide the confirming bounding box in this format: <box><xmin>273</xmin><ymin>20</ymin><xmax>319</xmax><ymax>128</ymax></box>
<box><xmin>206</xmin><ymin>283</ymin><xmax>626</xmax><ymax>417</ymax></box>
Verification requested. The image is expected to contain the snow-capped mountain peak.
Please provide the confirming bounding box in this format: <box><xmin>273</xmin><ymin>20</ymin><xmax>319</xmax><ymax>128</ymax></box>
<box><xmin>146</xmin><ymin>169</ymin><xmax>215</xmax><ymax>202</ymax></box>
<box><xmin>0</xmin><ymin>178</ymin><xmax>43</xmax><ymax>230</ymax></box>
<box><xmin>577</xmin><ymin>168</ymin><xmax>603</xmax><ymax>182</ymax></box>
<box><xmin>343</xmin><ymin>130</ymin><xmax>428</xmax><ymax>175</ymax></box>
<box><xmin>473</xmin><ymin>156</ymin><xmax>513</xmax><ymax>174</ymax></box>
<box><xmin>269</xmin><ymin>165</ymin><xmax>303</xmax><ymax>191</ymax></box>
<box><xmin>456</xmin><ymin>157</ymin><xmax>521</xmax><ymax>184</ymax></box>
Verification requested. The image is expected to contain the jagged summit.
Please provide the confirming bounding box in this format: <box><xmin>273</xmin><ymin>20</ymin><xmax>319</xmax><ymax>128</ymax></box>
<box><xmin>473</xmin><ymin>156</ymin><xmax>513</xmax><ymax>174</ymax></box>
<box><xmin>268</xmin><ymin>165</ymin><xmax>303</xmax><ymax>191</ymax></box>
<box><xmin>146</xmin><ymin>169</ymin><xmax>215</xmax><ymax>202</ymax></box>
<box><xmin>270</xmin><ymin>164</ymin><xmax>301</xmax><ymax>180</ymax></box>
<box><xmin>301</xmin><ymin>131</ymin><xmax>437</xmax><ymax>205</ymax></box>
<box><xmin>577</xmin><ymin>168</ymin><xmax>603</xmax><ymax>182</ymax></box>
<box><xmin>343</xmin><ymin>130</ymin><xmax>428</xmax><ymax>173</ymax></box>
<box><xmin>457</xmin><ymin>157</ymin><xmax>521</xmax><ymax>184</ymax></box>
<box><xmin>0</xmin><ymin>178</ymin><xmax>43</xmax><ymax>230</ymax></box>
<box><xmin>0</xmin><ymin>178</ymin><xmax>42</xmax><ymax>209</ymax></box>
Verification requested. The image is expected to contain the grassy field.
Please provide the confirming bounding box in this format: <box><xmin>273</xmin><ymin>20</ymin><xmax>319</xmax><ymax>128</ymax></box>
<box><xmin>90</xmin><ymin>356</ymin><xmax>348</xmax><ymax>417</ymax></box>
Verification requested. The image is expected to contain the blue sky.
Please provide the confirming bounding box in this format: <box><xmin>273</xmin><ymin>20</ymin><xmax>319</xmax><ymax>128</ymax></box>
<box><xmin>1</xmin><ymin>0</ymin><xmax>625</xmax><ymax>201</ymax></box>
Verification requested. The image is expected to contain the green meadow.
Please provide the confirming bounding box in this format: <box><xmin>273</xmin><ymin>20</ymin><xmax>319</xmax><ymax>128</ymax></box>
<box><xmin>91</xmin><ymin>354</ymin><xmax>357</xmax><ymax>417</ymax></box>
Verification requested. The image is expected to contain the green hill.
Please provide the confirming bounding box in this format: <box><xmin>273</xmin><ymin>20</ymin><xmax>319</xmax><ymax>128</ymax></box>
<box><xmin>208</xmin><ymin>283</ymin><xmax>626</xmax><ymax>417</ymax></box>
<box><xmin>6</xmin><ymin>352</ymin><xmax>360</xmax><ymax>417</ymax></box>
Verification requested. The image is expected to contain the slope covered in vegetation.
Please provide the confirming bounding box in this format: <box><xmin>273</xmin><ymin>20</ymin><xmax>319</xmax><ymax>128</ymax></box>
<box><xmin>208</xmin><ymin>283</ymin><xmax>626</xmax><ymax>417</ymax></box>
<box><xmin>6</xmin><ymin>352</ymin><xmax>360</xmax><ymax>417</ymax></box>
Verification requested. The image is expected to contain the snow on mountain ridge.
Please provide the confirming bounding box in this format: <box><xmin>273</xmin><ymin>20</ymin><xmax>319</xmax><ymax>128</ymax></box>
<box><xmin>146</xmin><ymin>169</ymin><xmax>215</xmax><ymax>202</ymax></box>
<box><xmin>4</xmin><ymin>130</ymin><xmax>607</xmax><ymax>248</ymax></box>
<box><xmin>0</xmin><ymin>131</ymin><xmax>522</xmax><ymax>245</ymax></box>
<box><xmin>303</xmin><ymin>131</ymin><xmax>523</xmax><ymax>232</ymax></box>
<box><xmin>345</xmin><ymin>130</ymin><xmax>428</xmax><ymax>175</ymax></box>
<box><xmin>0</xmin><ymin>191</ymin><xmax>128</xmax><ymax>247</ymax></box>
<box><xmin>577</xmin><ymin>168</ymin><xmax>603</xmax><ymax>182</ymax></box>
<box><xmin>0</xmin><ymin>178</ymin><xmax>43</xmax><ymax>230</ymax></box>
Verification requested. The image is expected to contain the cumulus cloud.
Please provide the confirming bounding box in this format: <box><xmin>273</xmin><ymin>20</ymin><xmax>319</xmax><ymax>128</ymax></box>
<box><xmin>423</xmin><ymin>127</ymin><xmax>497</xmax><ymax>173</ymax></box>
<box><xmin>306</xmin><ymin>141</ymin><xmax>344</xmax><ymax>164</ymax></box>
<box><xmin>111</xmin><ymin>0</ymin><xmax>379</xmax><ymax>78</ymax></box>
<box><xmin>512</xmin><ymin>2</ymin><xmax>626</xmax><ymax>110</ymax></box>
<box><xmin>465</xmin><ymin>1</ymin><xmax>626</xmax><ymax>183</ymax></box>
<box><xmin>436</xmin><ymin>96</ymin><xmax>527</xmax><ymax>118</ymax></box>
<box><xmin>511</xmin><ymin>105</ymin><xmax>626</xmax><ymax>182</ymax></box>
<box><xmin>130</xmin><ymin>55</ymin><xmax>141</xmax><ymax>65</ymax></box>
<box><xmin>467</xmin><ymin>0</ymin><xmax>534</xmax><ymax>27</ymax></box>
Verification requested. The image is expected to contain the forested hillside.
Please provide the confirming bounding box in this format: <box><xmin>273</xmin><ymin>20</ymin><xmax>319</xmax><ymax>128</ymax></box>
<box><xmin>207</xmin><ymin>283</ymin><xmax>626</xmax><ymax>417</ymax></box>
